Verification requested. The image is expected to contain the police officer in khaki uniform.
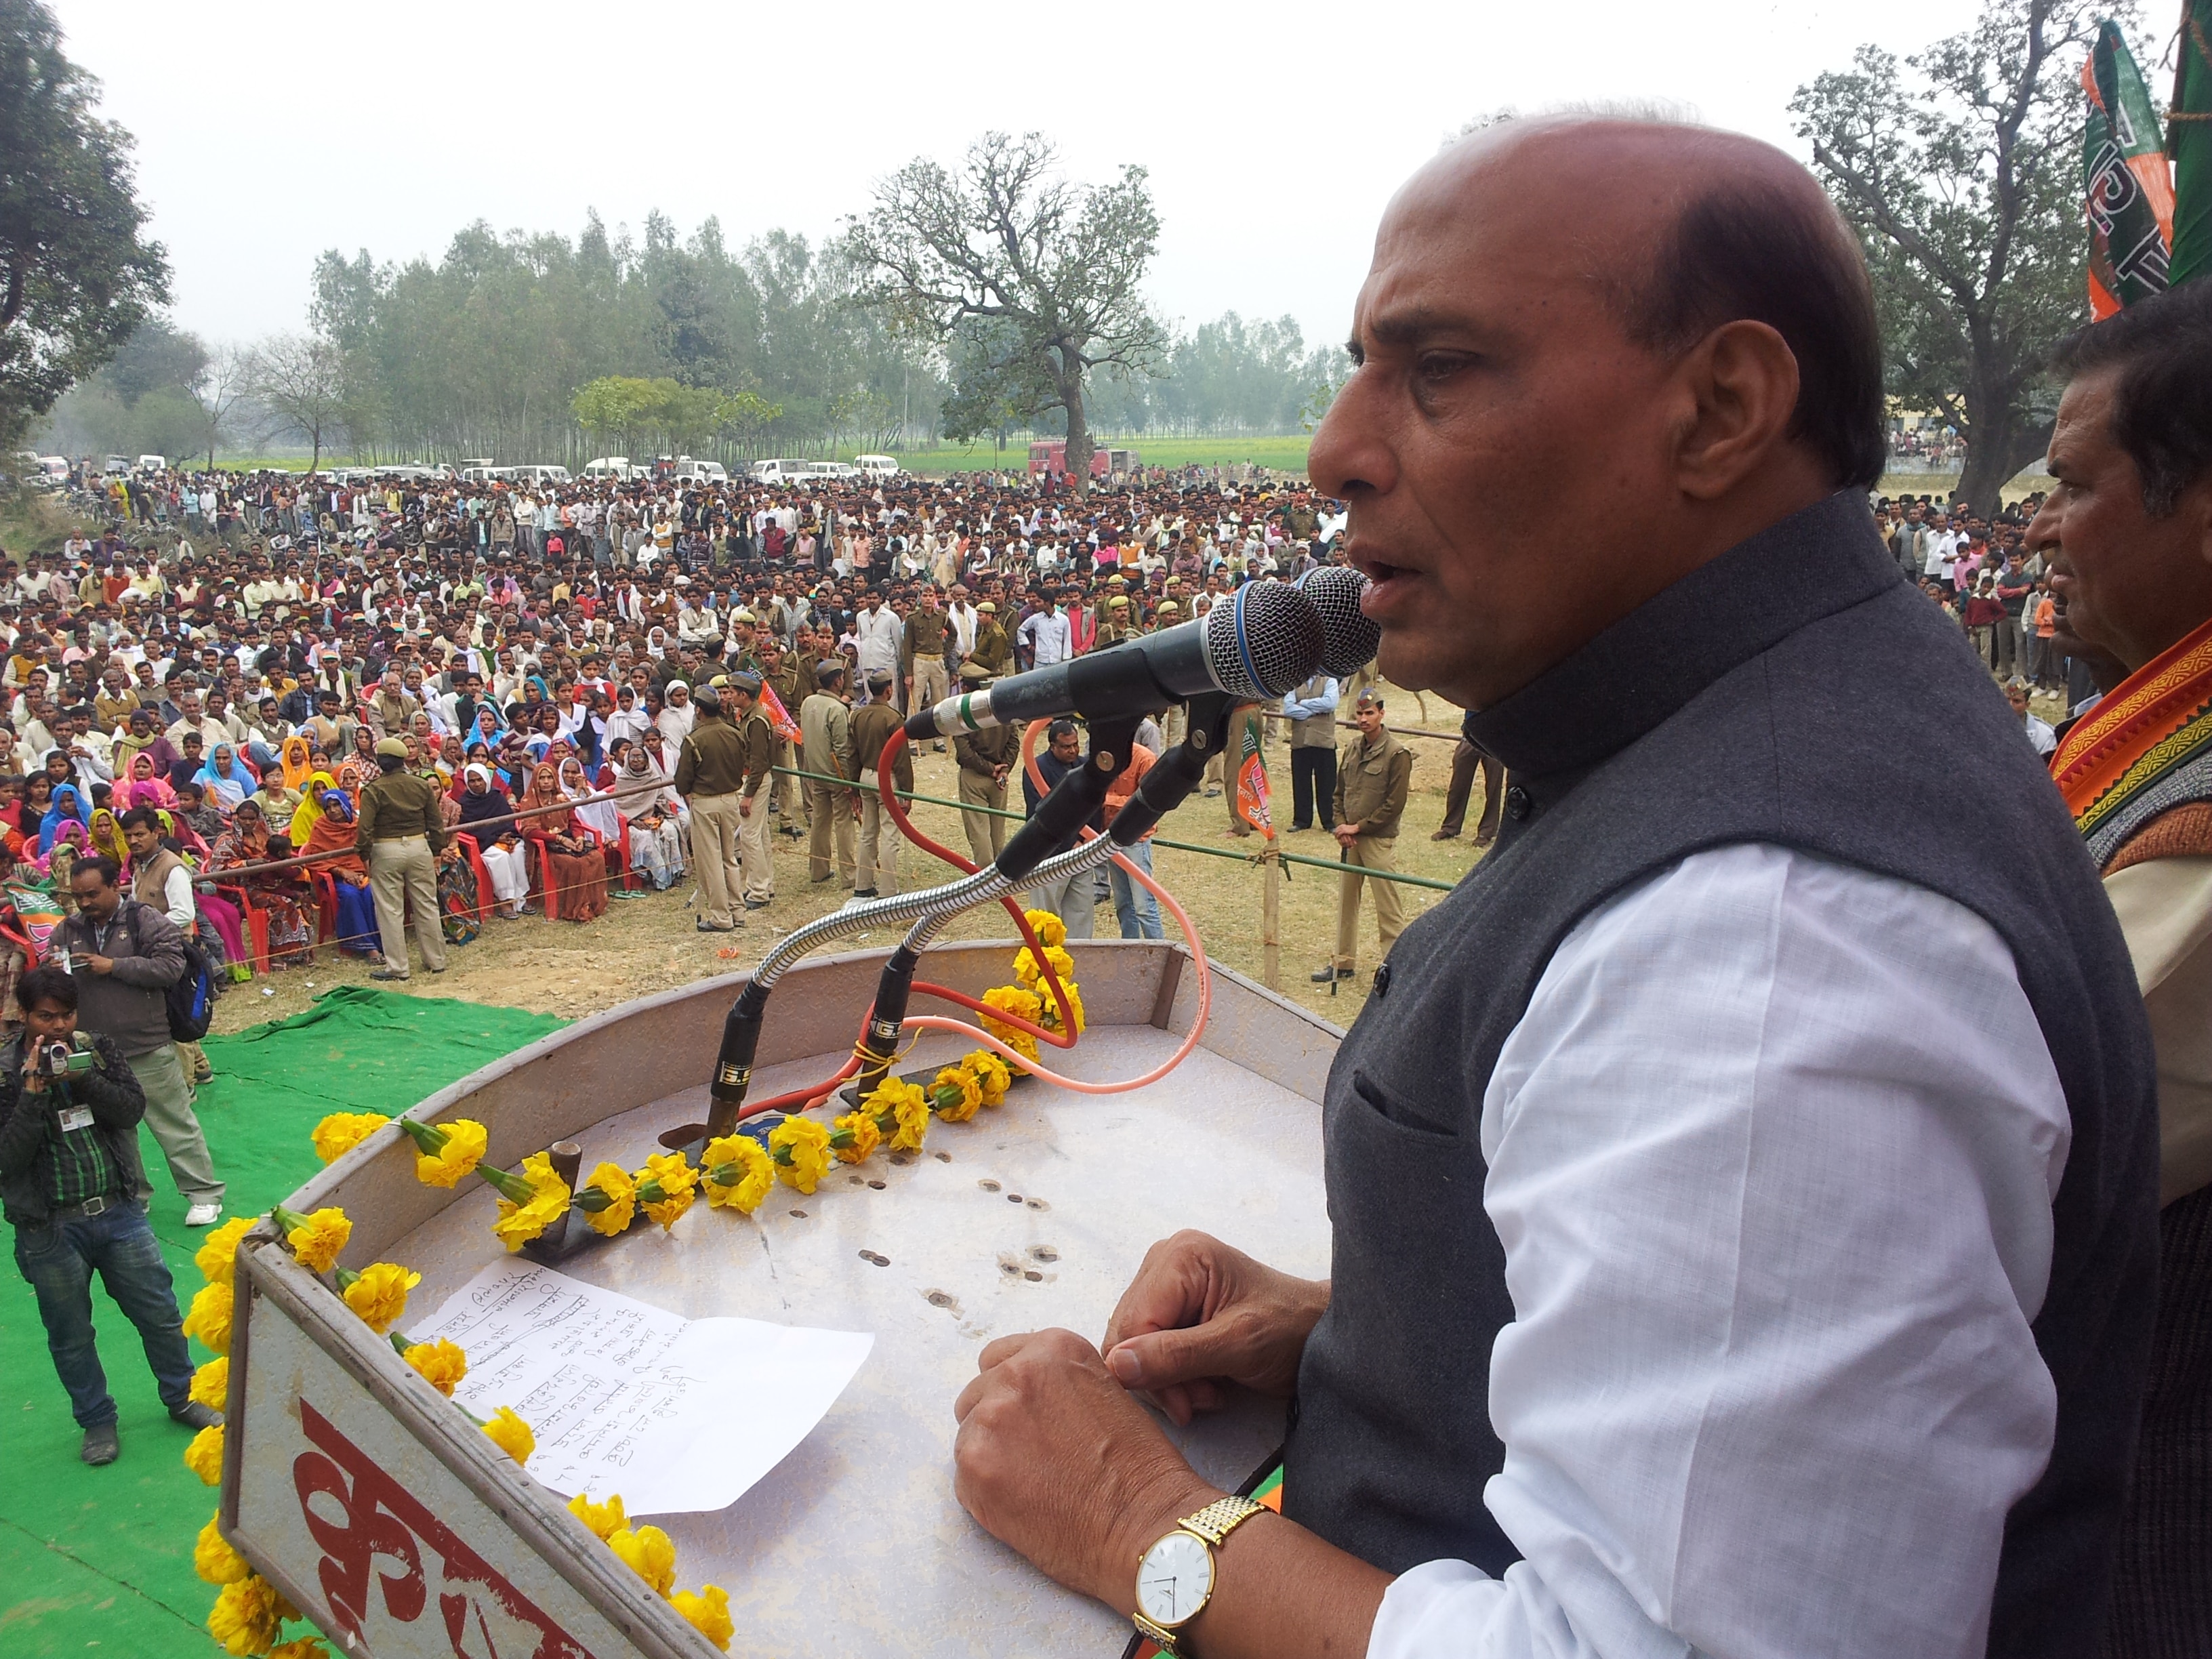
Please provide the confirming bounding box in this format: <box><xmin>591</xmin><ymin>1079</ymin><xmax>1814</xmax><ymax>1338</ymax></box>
<box><xmin>758</xmin><ymin>638</ymin><xmax>807</xmax><ymax>840</ymax></box>
<box><xmin>849</xmin><ymin>670</ymin><xmax>916</xmax><ymax>898</ymax></box>
<box><xmin>722</xmin><ymin>674</ymin><xmax>779</xmax><ymax>911</ymax></box>
<box><xmin>901</xmin><ymin>591</ymin><xmax>951</xmax><ymax>750</ymax></box>
<box><xmin>799</xmin><ymin>661</ymin><xmax>859</xmax><ymax>887</ymax></box>
<box><xmin>1315</xmin><ymin>689</ymin><xmax>1412</xmax><ymax>983</ymax></box>
<box><xmin>356</xmin><ymin>736</ymin><xmax>448</xmax><ymax>980</ymax></box>
<box><xmin>1094</xmin><ymin>592</ymin><xmax>1141</xmax><ymax>650</ymax></box>
<box><xmin>673</xmin><ymin>684</ymin><xmax>750</xmax><ymax>932</ymax></box>
<box><xmin>967</xmin><ymin>601</ymin><xmax>1012</xmax><ymax>677</ymax></box>
<box><xmin>950</xmin><ymin>662</ymin><xmax>1020</xmax><ymax>866</ymax></box>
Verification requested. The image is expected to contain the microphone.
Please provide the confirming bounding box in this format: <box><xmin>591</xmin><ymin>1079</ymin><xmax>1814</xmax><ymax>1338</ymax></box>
<box><xmin>905</xmin><ymin>580</ymin><xmax>1326</xmax><ymax>738</ymax></box>
<box><xmin>1298</xmin><ymin>565</ymin><xmax>1383</xmax><ymax>678</ymax></box>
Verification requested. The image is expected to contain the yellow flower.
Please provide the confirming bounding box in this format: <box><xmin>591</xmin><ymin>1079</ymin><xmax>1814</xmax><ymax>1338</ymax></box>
<box><xmin>637</xmin><ymin>1151</ymin><xmax>697</xmax><ymax>1232</ymax></box>
<box><xmin>492</xmin><ymin>1151</ymin><xmax>571</xmax><ymax>1252</ymax></box>
<box><xmin>414</xmin><ymin>1117</ymin><xmax>489</xmax><ymax>1187</ymax></box>
<box><xmin>967</xmin><ymin>1049</ymin><xmax>1013</xmax><ymax>1107</ymax></box>
<box><xmin>283</xmin><ymin>1207</ymin><xmax>352</xmax><ymax>1275</ymax></box>
<box><xmin>194</xmin><ymin>1217</ymin><xmax>255</xmax><ymax>1287</ymax></box>
<box><xmin>206</xmin><ymin>1574</ymin><xmax>297</xmax><ymax>1658</ymax></box>
<box><xmin>481</xmin><ymin>1406</ymin><xmax>534</xmax><ymax>1465</ymax></box>
<box><xmin>184</xmin><ymin>1282</ymin><xmax>235</xmax><ymax>1356</ymax></box>
<box><xmin>1040</xmin><ymin>977</ymin><xmax>1086</xmax><ymax>1036</ymax></box>
<box><xmin>340</xmin><ymin>1263</ymin><xmax>422</xmax><ymax>1334</ymax></box>
<box><xmin>194</xmin><ymin>1513</ymin><xmax>249</xmax><ymax>1585</ymax></box>
<box><xmin>401</xmin><ymin>1338</ymin><xmax>468</xmax><ymax>1397</ymax></box>
<box><xmin>932</xmin><ymin>1065</ymin><xmax>983</xmax><ymax>1123</ymax></box>
<box><xmin>269</xmin><ymin>1641</ymin><xmax>333</xmax><ymax>1659</ymax></box>
<box><xmin>863</xmin><ymin>1078</ymin><xmax>932</xmax><ymax>1152</ymax></box>
<box><xmin>184</xmin><ymin>1422</ymin><xmax>226</xmax><ymax>1486</ymax></box>
<box><xmin>1013</xmin><ymin>942</ymin><xmax>1077</xmax><ymax>991</ymax></box>
<box><xmin>190</xmin><ymin>1356</ymin><xmax>229</xmax><ymax>1412</ymax></box>
<box><xmin>579</xmin><ymin>1162</ymin><xmax>637</xmax><ymax>1236</ymax></box>
<box><xmin>310</xmin><ymin>1111</ymin><xmax>389</xmax><ymax>1166</ymax></box>
<box><xmin>567</xmin><ymin>1490</ymin><xmax>627</xmax><ymax>1542</ymax></box>
<box><xmin>702</xmin><ymin>1133</ymin><xmax>773</xmax><ymax>1213</ymax></box>
<box><xmin>1023</xmin><ymin>907</ymin><xmax>1067</xmax><ymax>949</ymax></box>
<box><xmin>607</xmin><ymin>1524</ymin><xmax>677</xmax><ymax>1597</ymax></box>
<box><xmin>672</xmin><ymin>1584</ymin><xmax>733</xmax><ymax>1650</ymax></box>
<box><xmin>768</xmin><ymin>1115</ymin><xmax>832</xmax><ymax>1193</ymax></box>
<box><xmin>979</xmin><ymin>985</ymin><xmax>1043</xmax><ymax>1065</ymax></box>
<box><xmin>830</xmin><ymin>1109</ymin><xmax>880</xmax><ymax>1164</ymax></box>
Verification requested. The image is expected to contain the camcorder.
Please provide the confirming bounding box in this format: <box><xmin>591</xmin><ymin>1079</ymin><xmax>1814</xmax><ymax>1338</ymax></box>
<box><xmin>37</xmin><ymin>1040</ymin><xmax>94</xmax><ymax>1079</ymax></box>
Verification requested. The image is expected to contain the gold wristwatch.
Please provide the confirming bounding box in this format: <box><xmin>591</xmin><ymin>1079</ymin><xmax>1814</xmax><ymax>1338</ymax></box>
<box><xmin>1131</xmin><ymin>1495</ymin><xmax>1266</xmax><ymax>1654</ymax></box>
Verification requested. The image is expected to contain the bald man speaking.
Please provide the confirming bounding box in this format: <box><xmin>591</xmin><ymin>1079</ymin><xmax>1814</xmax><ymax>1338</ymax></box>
<box><xmin>949</xmin><ymin>120</ymin><xmax>2159</xmax><ymax>1659</ymax></box>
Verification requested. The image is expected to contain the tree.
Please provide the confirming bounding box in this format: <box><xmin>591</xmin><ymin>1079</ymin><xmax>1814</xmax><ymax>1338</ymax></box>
<box><xmin>846</xmin><ymin>132</ymin><xmax>1167</xmax><ymax>492</ymax></box>
<box><xmin>1792</xmin><ymin>0</ymin><xmax>2107</xmax><ymax>512</ymax></box>
<box><xmin>0</xmin><ymin>0</ymin><xmax>169</xmax><ymax>448</ymax></box>
<box><xmin>247</xmin><ymin>333</ymin><xmax>348</xmax><ymax>470</ymax></box>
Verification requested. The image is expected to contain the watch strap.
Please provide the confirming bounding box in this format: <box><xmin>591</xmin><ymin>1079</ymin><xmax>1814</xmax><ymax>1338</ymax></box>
<box><xmin>1132</xmin><ymin>1610</ymin><xmax>1182</xmax><ymax>1655</ymax></box>
<box><xmin>1177</xmin><ymin>1494</ymin><xmax>1265</xmax><ymax>1549</ymax></box>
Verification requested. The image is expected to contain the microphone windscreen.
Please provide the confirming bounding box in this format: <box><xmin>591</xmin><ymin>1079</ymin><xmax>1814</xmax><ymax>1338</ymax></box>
<box><xmin>1299</xmin><ymin>565</ymin><xmax>1383</xmax><ymax>679</ymax></box>
<box><xmin>1204</xmin><ymin>581</ymin><xmax>1326</xmax><ymax>699</ymax></box>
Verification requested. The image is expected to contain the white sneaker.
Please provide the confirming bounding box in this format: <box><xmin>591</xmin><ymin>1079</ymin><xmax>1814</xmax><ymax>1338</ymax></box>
<box><xmin>184</xmin><ymin>1202</ymin><xmax>222</xmax><ymax>1227</ymax></box>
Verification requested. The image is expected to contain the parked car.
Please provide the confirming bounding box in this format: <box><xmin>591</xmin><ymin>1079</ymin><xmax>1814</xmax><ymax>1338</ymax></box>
<box><xmin>583</xmin><ymin>456</ymin><xmax>634</xmax><ymax>481</ymax></box>
<box><xmin>750</xmin><ymin>459</ymin><xmax>812</xmax><ymax>485</ymax></box>
<box><xmin>512</xmin><ymin>464</ymin><xmax>572</xmax><ymax>486</ymax></box>
<box><xmin>854</xmin><ymin>454</ymin><xmax>901</xmax><ymax>479</ymax></box>
<box><xmin>102</xmin><ymin>454</ymin><xmax>131</xmax><ymax>476</ymax></box>
<box><xmin>135</xmin><ymin>453</ymin><xmax>165</xmax><ymax>474</ymax></box>
<box><xmin>33</xmin><ymin>456</ymin><xmax>68</xmax><ymax>490</ymax></box>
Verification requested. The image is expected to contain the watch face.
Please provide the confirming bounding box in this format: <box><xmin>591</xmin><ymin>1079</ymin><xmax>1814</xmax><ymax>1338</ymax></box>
<box><xmin>1136</xmin><ymin>1530</ymin><xmax>1214</xmax><ymax>1627</ymax></box>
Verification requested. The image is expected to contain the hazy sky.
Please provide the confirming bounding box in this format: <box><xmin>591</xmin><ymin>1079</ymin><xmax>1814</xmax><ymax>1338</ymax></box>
<box><xmin>56</xmin><ymin>0</ymin><xmax>1986</xmax><ymax>354</ymax></box>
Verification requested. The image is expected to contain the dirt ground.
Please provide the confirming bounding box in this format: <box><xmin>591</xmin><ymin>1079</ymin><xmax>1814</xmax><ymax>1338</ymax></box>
<box><xmin>208</xmin><ymin>688</ymin><xmax>1480</xmax><ymax>1040</ymax></box>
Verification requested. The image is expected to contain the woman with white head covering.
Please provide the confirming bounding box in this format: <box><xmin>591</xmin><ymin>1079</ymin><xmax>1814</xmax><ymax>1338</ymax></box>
<box><xmin>655</xmin><ymin>680</ymin><xmax>695</xmax><ymax>750</ymax></box>
<box><xmin>607</xmin><ymin>738</ymin><xmax>686</xmax><ymax>891</ymax></box>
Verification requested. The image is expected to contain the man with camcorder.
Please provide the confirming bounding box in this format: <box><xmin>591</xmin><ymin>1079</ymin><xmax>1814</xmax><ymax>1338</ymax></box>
<box><xmin>0</xmin><ymin>964</ymin><xmax>214</xmax><ymax>1467</ymax></box>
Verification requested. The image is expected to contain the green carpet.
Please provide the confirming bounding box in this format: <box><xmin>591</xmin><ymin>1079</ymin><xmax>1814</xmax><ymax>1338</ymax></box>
<box><xmin>0</xmin><ymin>987</ymin><xmax>567</xmax><ymax>1658</ymax></box>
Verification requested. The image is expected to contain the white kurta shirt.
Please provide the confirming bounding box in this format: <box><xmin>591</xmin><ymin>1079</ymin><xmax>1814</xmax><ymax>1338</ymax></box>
<box><xmin>1368</xmin><ymin>844</ymin><xmax>2069</xmax><ymax>1659</ymax></box>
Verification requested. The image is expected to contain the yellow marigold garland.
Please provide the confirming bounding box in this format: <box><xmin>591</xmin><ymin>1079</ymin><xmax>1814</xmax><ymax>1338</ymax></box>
<box><xmin>272</xmin><ymin>1206</ymin><xmax>351</xmax><ymax>1275</ymax></box>
<box><xmin>769</xmin><ymin>1115</ymin><xmax>833</xmax><ymax>1192</ymax></box>
<box><xmin>400</xmin><ymin>1337</ymin><xmax>468</xmax><ymax>1397</ymax></box>
<box><xmin>636</xmin><ymin>1152</ymin><xmax>698</xmax><ymax>1232</ymax></box>
<box><xmin>480</xmin><ymin>1405</ymin><xmax>535</xmax><ymax>1465</ymax></box>
<box><xmin>205</xmin><ymin>1573</ymin><xmax>297</xmax><ymax>1657</ymax></box>
<box><xmin>308</xmin><ymin>1111</ymin><xmax>389</xmax><ymax>1166</ymax></box>
<box><xmin>701</xmin><ymin>1133</ymin><xmax>773</xmax><ymax>1212</ymax></box>
<box><xmin>190</xmin><ymin>1355</ymin><xmax>228</xmax><ymax>1411</ymax></box>
<box><xmin>184</xmin><ymin>1422</ymin><xmax>225</xmax><ymax>1486</ymax></box>
<box><xmin>184</xmin><ymin>1281</ymin><xmax>235</xmax><ymax>1355</ymax></box>
<box><xmin>336</xmin><ymin>1263</ymin><xmax>420</xmax><ymax>1334</ymax></box>
<box><xmin>608</xmin><ymin>1523</ymin><xmax>678</xmax><ymax>1597</ymax></box>
<box><xmin>194</xmin><ymin>1513</ymin><xmax>250</xmax><ymax>1585</ymax></box>
<box><xmin>673</xmin><ymin>1584</ymin><xmax>735</xmax><ymax>1650</ymax></box>
<box><xmin>193</xmin><ymin>1216</ymin><xmax>254</xmax><ymax>1286</ymax></box>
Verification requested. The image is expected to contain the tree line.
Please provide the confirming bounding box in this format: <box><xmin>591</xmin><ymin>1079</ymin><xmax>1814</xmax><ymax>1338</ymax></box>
<box><xmin>0</xmin><ymin>0</ymin><xmax>2135</xmax><ymax>508</ymax></box>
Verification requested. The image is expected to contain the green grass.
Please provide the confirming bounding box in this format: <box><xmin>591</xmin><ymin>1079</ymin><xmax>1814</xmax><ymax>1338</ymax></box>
<box><xmin>0</xmin><ymin>490</ymin><xmax>94</xmax><ymax>554</ymax></box>
<box><xmin>885</xmin><ymin>434</ymin><xmax>1310</xmax><ymax>475</ymax></box>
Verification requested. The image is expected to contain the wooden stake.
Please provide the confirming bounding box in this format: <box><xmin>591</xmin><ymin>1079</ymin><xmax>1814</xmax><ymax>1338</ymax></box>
<box><xmin>1263</xmin><ymin>840</ymin><xmax>1282</xmax><ymax>991</ymax></box>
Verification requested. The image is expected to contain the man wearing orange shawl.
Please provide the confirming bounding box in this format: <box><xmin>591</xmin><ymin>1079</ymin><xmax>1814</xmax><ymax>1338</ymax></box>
<box><xmin>2033</xmin><ymin>279</ymin><xmax>2212</xmax><ymax>1654</ymax></box>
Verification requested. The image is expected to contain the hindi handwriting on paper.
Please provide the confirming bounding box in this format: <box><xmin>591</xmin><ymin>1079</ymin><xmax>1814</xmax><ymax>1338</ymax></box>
<box><xmin>415</xmin><ymin>1259</ymin><xmax>874</xmax><ymax>1516</ymax></box>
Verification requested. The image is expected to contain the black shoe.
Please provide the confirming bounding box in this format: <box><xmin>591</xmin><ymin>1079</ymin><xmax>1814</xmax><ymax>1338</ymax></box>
<box><xmin>852</xmin><ymin>888</ymin><xmax>879</xmax><ymax>900</ymax></box>
<box><xmin>1431</xmin><ymin>828</ymin><xmax>1460</xmax><ymax>841</ymax></box>
<box><xmin>170</xmin><ymin>1400</ymin><xmax>222</xmax><ymax>1431</ymax></box>
<box><xmin>1310</xmin><ymin>964</ymin><xmax>1354</xmax><ymax>984</ymax></box>
<box><xmin>81</xmin><ymin>1422</ymin><xmax>119</xmax><ymax>1465</ymax></box>
<box><xmin>743</xmin><ymin>899</ymin><xmax>771</xmax><ymax>911</ymax></box>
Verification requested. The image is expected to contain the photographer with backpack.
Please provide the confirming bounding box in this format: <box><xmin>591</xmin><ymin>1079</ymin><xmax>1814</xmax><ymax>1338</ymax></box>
<box><xmin>48</xmin><ymin>857</ymin><xmax>224</xmax><ymax>1228</ymax></box>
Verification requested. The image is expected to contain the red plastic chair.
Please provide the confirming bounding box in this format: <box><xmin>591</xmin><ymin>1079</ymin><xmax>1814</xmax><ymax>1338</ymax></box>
<box><xmin>216</xmin><ymin>882</ymin><xmax>270</xmax><ymax>976</ymax></box>
<box><xmin>526</xmin><ymin>825</ymin><xmax>606</xmax><ymax>921</ymax></box>
<box><xmin>453</xmin><ymin>833</ymin><xmax>495</xmax><ymax>923</ymax></box>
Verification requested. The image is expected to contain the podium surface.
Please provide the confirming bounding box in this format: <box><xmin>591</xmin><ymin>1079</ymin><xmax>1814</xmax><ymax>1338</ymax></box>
<box><xmin>225</xmin><ymin>942</ymin><xmax>1339</xmax><ymax>1658</ymax></box>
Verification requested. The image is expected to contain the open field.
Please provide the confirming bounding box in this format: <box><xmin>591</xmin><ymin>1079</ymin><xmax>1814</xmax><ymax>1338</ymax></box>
<box><xmin>0</xmin><ymin>488</ymin><xmax>90</xmax><ymax>553</ymax></box>
<box><xmin>168</xmin><ymin>434</ymin><xmax>1318</xmax><ymax>478</ymax></box>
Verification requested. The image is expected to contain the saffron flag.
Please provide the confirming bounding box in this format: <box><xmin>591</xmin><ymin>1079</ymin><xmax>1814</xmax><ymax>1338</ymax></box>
<box><xmin>757</xmin><ymin>680</ymin><xmax>800</xmax><ymax>743</ymax></box>
<box><xmin>1232</xmin><ymin>710</ymin><xmax>1275</xmax><ymax>839</ymax></box>
<box><xmin>2084</xmin><ymin>20</ymin><xmax>2173</xmax><ymax>318</ymax></box>
<box><xmin>2174</xmin><ymin>0</ymin><xmax>2212</xmax><ymax>287</ymax></box>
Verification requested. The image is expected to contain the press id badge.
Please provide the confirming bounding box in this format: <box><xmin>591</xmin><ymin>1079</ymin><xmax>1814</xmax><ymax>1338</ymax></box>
<box><xmin>57</xmin><ymin>1105</ymin><xmax>94</xmax><ymax>1133</ymax></box>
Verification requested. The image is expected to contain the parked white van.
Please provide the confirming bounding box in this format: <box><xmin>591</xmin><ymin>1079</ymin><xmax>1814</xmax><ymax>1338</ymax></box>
<box><xmin>512</xmin><ymin>464</ymin><xmax>572</xmax><ymax>486</ymax></box>
<box><xmin>751</xmin><ymin>459</ymin><xmax>811</xmax><ymax>485</ymax></box>
<box><xmin>135</xmin><ymin>454</ymin><xmax>166</xmax><ymax>474</ymax></box>
<box><xmin>583</xmin><ymin>457</ymin><xmax>633</xmax><ymax>482</ymax></box>
<box><xmin>853</xmin><ymin>454</ymin><xmax>900</xmax><ymax>479</ymax></box>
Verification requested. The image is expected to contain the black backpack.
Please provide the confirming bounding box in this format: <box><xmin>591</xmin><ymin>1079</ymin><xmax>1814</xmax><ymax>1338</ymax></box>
<box><xmin>121</xmin><ymin>899</ymin><xmax>216</xmax><ymax>1042</ymax></box>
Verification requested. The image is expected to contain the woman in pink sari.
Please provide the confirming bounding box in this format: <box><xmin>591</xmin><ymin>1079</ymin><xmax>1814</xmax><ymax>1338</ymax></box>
<box><xmin>123</xmin><ymin>752</ymin><xmax>175</xmax><ymax>811</ymax></box>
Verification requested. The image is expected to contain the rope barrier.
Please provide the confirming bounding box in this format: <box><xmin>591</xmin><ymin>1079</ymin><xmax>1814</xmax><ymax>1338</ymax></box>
<box><xmin>764</xmin><ymin>762</ymin><xmax>1460</xmax><ymax>892</ymax></box>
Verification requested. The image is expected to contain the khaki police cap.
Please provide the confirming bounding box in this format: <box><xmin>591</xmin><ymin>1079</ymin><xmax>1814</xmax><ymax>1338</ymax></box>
<box><xmin>374</xmin><ymin>737</ymin><xmax>409</xmax><ymax>759</ymax></box>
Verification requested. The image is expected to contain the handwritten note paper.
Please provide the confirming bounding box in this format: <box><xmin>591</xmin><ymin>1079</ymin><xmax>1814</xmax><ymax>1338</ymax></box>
<box><xmin>415</xmin><ymin>1260</ymin><xmax>873</xmax><ymax>1516</ymax></box>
